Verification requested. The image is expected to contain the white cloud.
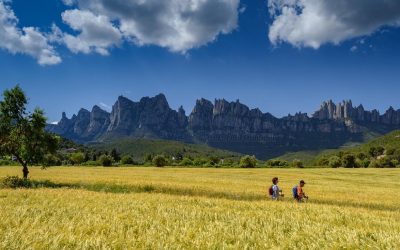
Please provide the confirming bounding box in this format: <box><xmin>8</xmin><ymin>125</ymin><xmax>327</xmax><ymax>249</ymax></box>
<box><xmin>99</xmin><ymin>102</ymin><xmax>111</xmax><ymax>111</ymax></box>
<box><xmin>62</xmin><ymin>0</ymin><xmax>241</xmax><ymax>53</ymax></box>
<box><xmin>0</xmin><ymin>0</ymin><xmax>61</xmax><ymax>65</ymax></box>
<box><xmin>61</xmin><ymin>9</ymin><xmax>122</xmax><ymax>55</ymax></box>
<box><xmin>268</xmin><ymin>0</ymin><xmax>400</xmax><ymax>49</ymax></box>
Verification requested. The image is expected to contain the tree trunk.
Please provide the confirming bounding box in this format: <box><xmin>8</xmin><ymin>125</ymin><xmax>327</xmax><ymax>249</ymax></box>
<box><xmin>22</xmin><ymin>164</ymin><xmax>29</xmax><ymax>179</ymax></box>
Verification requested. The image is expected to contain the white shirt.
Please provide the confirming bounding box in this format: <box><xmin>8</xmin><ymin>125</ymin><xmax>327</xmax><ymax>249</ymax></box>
<box><xmin>272</xmin><ymin>184</ymin><xmax>280</xmax><ymax>200</ymax></box>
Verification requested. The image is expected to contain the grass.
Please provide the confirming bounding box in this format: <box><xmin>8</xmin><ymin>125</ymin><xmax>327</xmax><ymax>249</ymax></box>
<box><xmin>1</xmin><ymin>166</ymin><xmax>400</xmax><ymax>249</ymax></box>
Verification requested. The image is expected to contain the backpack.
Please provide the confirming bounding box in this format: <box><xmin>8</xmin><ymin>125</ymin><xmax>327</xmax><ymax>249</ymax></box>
<box><xmin>269</xmin><ymin>185</ymin><xmax>274</xmax><ymax>196</ymax></box>
<box><xmin>292</xmin><ymin>186</ymin><xmax>298</xmax><ymax>199</ymax></box>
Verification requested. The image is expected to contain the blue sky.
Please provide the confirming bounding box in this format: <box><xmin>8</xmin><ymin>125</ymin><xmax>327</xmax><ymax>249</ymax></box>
<box><xmin>1</xmin><ymin>0</ymin><xmax>400</xmax><ymax>123</ymax></box>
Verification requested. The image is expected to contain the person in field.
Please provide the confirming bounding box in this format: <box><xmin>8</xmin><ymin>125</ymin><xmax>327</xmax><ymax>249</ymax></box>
<box><xmin>269</xmin><ymin>177</ymin><xmax>284</xmax><ymax>200</ymax></box>
<box><xmin>293</xmin><ymin>180</ymin><xmax>308</xmax><ymax>202</ymax></box>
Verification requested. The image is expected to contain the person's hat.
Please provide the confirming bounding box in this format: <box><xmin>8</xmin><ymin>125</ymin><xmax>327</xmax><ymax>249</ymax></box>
<box><xmin>300</xmin><ymin>180</ymin><xmax>306</xmax><ymax>184</ymax></box>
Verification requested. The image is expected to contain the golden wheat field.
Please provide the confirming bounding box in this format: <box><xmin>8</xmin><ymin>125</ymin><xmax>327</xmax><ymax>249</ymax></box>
<box><xmin>0</xmin><ymin>167</ymin><xmax>399</xmax><ymax>249</ymax></box>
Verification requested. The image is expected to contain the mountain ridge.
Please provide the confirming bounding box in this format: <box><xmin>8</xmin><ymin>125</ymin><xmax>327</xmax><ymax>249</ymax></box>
<box><xmin>47</xmin><ymin>94</ymin><xmax>400</xmax><ymax>159</ymax></box>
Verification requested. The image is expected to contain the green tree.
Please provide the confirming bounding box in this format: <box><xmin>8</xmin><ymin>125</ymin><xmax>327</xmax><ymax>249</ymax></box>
<box><xmin>179</xmin><ymin>157</ymin><xmax>193</xmax><ymax>166</ymax></box>
<box><xmin>153</xmin><ymin>155</ymin><xmax>167</xmax><ymax>167</ymax></box>
<box><xmin>121</xmin><ymin>155</ymin><xmax>134</xmax><ymax>165</ymax></box>
<box><xmin>328</xmin><ymin>156</ymin><xmax>342</xmax><ymax>168</ymax></box>
<box><xmin>70</xmin><ymin>152</ymin><xmax>85</xmax><ymax>165</ymax></box>
<box><xmin>369</xmin><ymin>146</ymin><xmax>385</xmax><ymax>158</ymax></box>
<box><xmin>0</xmin><ymin>86</ymin><xmax>59</xmax><ymax>178</ymax></box>
<box><xmin>342</xmin><ymin>154</ymin><xmax>356</xmax><ymax>168</ymax></box>
<box><xmin>291</xmin><ymin>159</ymin><xmax>304</xmax><ymax>168</ymax></box>
<box><xmin>99</xmin><ymin>154</ymin><xmax>113</xmax><ymax>167</ymax></box>
<box><xmin>239</xmin><ymin>155</ymin><xmax>257</xmax><ymax>168</ymax></box>
<box><xmin>110</xmin><ymin>148</ymin><xmax>121</xmax><ymax>162</ymax></box>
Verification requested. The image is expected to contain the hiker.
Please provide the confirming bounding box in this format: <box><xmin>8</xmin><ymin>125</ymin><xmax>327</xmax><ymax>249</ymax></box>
<box><xmin>292</xmin><ymin>180</ymin><xmax>308</xmax><ymax>202</ymax></box>
<box><xmin>269</xmin><ymin>177</ymin><xmax>284</xmax><ymax>200</ymax></box>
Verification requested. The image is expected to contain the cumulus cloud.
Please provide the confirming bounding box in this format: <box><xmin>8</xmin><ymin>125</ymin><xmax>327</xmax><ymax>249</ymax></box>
<box><xmin>0</xmin><ymin>0</ymin><xmax>61</xmax><ymax>65</ymax></box>
<box><xmin>61</xmin><ymin>9</ymin><xmax>122</xmax><ymax>55</ymax></box>
<box><xmin>268</xmin><ymin>0</ymin><xmax>400</xmax><ymax>49</ymax></box>
<box><xmin>62</xmin><ymin>0</ymin><xmax>241</xmax><ymax>53</ymax></box>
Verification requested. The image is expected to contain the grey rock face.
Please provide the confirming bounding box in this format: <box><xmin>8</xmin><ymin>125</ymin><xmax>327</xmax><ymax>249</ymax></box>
<box><xmin>47</xmin><ymin>95</ymin><xmax>400</xmax><ymax>158</ymax></box>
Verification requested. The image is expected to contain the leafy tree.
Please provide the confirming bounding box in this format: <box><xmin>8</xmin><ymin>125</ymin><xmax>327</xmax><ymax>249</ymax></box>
<box><xmin>239</xmin><ymin>155</ymin><xmax>257</xmax><ymax>168</ymax></box>
<box><xmin>179</xmin><ymin>157</ymin><xmax>193</xmax><ymax>166</ymax></box>
<box><xmin>144</xmin><ymin>154</ymin><xmax>153</xmax><ymax>163</ymax></box>
<box><xmin>70</xmin><ymin>152</ymin><xmax>85</xmax><ymax>165</ymax></box>
<box><xmin>292</xmin><ymin>159</ymin><xmax>304</xmax><ymax>168</ymax></box>
<box><xmin>369</xmin><ymin>146</ymin><xmax>385</xmax><ymax>158</ymax></box>
<box><xmin>356</xmin><ymin>152</ymin><xmax>367</xmax><ymax>160</ymax></box>
<box><xmin>121</xmin><ymin>155</ymin><xmax>134</xmax><ymax>165</ymax></box>
<box><xmin>99</xmin><ymin>154</ymin><xmax>113</xmax><ymax>167</ymax></box>
<box><xmin>208</xmin><ymin>156</ymin><xmax>220</xmax><ymax>166</ymax></box>
<box><xmin>153</xmin><ymin>155</ymin><xmax>167</xmax><ymax>167</ymax></box>
<box><xmin>193</xmin><ymin>158</ymin><xmax>208</xmax><ymax>166</ymax></box>
<box><xmin>267</xmin><ymin>159</ymin><xmax>289</xmax><ymax>167</ymax></box>
<box><xmin>0</xmin><ymin>86</ymin><xmax>59</xmax><ymax>178</ymax></box>
<box><xmin>342</xmin><ymin>154</ymin><xmax>356</xmax><ymax>168</ymax></box>
<box><xmin>110</xmin><ymin>148</ymin><xmax>121</xmax><ymax>162</ymax></box>
<box><xmin>328</xmin><ymin>156</ymin><xmax>342</xmax><ymax>168</ymax></box>
<box><xmin>42</xmin><ymin>154</ymin><xmax>62</xmax><ymax>167</ymax></box>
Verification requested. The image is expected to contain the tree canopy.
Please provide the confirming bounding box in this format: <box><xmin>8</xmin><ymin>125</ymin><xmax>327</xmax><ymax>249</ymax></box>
<box><xmin>0</xmin><ymin>86</ymin><xmax>59</xmax><ymax>178</ymax></box>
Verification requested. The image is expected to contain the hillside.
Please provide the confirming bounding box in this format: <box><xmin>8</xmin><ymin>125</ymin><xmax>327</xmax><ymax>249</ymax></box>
<box><xmin>89</xmin><ymin>139</ymin><xmax>242</xmax><ymax>162</ymax></box>
<box><xmin>313</xmin><ymin>130</ymin><xmax>400</xmax><ymax>167</ymax></box>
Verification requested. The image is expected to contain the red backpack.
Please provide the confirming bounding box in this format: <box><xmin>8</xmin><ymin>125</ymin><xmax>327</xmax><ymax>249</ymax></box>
<box><xmin>268</xmin><ymin>185</ymin><xmax>274</xmax><ymax>196</ymax></box>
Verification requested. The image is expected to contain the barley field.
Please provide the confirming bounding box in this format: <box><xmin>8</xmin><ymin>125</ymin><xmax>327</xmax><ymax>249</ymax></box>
<box><xmin>0</xmin><ymin>167</ymin><xmax>399</xmax><ymax>249</ymax></box>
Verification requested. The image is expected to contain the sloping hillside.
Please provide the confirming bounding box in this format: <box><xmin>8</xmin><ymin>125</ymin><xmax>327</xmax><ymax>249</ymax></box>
<box><xmin>89</xmin><ymin>139</ymin><xmax>242</xmax><ymax>161</ymax></box>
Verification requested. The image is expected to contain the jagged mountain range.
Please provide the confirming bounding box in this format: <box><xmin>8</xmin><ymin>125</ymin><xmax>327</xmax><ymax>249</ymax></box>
<box><xmin>47</xmin><ymin>94</ymin><xmax>400</xmax><ymax>159</ymax></box>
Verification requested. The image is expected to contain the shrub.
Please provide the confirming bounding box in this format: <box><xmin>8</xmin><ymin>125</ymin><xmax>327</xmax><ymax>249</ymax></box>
<box><xmin>179</xmin><ymin>157</ymin><xmax>193</xmax><ymax>166</ymax></box>
<box><xmin>153</xmin><ymin>155</ymin><xmax>167</xmax><ymax>167</ymax></box>
<box><xmin>328</xmin><ymin>156</ymin><xmax>342</xmax><ymax>168</ymax></box>
<box><xmin>121</xmin><ymin>155</ymin><xmax>134</xmax><ymax>165</ymax></box>
<box><xmin>239</xmin><ymin>155</ymin><xmax>257</xmax><ymax>168</ymax></box>
<box><xmin>0</xmin><ymin>159</ymin><xmax>13</xmax><ymax>166</ymax></box>
<box><xmin>99</xmin><ymin>155</ymin><xmax>113</xmax><ymax>167</ymax></box>
<box><xmin>1</xmin><ymin>176</ymin><xmax>31</xmax><ymax>188</ymax></box>
<box><xmin>81</xmin><ymin>160</ymin><xmax>99</xmax><ymax>166</ymax></box>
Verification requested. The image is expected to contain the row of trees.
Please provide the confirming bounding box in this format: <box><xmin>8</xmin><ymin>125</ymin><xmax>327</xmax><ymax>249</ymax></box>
<box><xmin>317</xmin><ymin>146</ymin><xmax>400</xmax><ymax>168</ymax></box>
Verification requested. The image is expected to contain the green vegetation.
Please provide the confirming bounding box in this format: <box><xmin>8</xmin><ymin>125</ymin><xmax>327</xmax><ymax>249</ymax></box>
<box><xmin>0</xmin><ymin>167</ymin><xmax>399</xmax><ymax>248</ymax></box>
<box><xmin>315</xmin><ymin>130</ymin><xmax>400</xmax><ymax>168</ymax></box>
<box><xmin>0</xmin><ymin>86</ymin><xmax>59</xmax><ymax>178</ymax></box>
<box><xmin>239</xmin><ymin>155</ymin><xmax>257</xmax><ymax>168</ymax></box>
<box><xmin>99</xmin><ymin>155</ymin><xmax>113</xmax><ymax>167</ymax></box>
<box><xmin>90</xmin><ymin>138</ymin><xmax>242</xmax><ymax>162</ymax></box>
<box><xmin>152</xmin><ymin>155</ymin><xmax>167</xmax><ymax>167</ymax></box>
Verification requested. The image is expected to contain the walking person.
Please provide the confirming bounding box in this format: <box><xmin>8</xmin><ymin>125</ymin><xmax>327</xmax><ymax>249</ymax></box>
<box><xmin>293</xmin><ymin>180</ymin><xmax>309</xmax><ymax>202</ymax></box>
<box><xmin>269</xmin><ymin>177</ymin><xmax>284</xmax><ymax>200</ymax></box>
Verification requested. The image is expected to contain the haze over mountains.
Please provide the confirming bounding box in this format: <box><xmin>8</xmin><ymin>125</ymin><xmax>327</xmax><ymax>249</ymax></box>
<box><xmin>47</xmin><ymin>94</ymin><xmax>400</xmax><ymax>159</ymax></box>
